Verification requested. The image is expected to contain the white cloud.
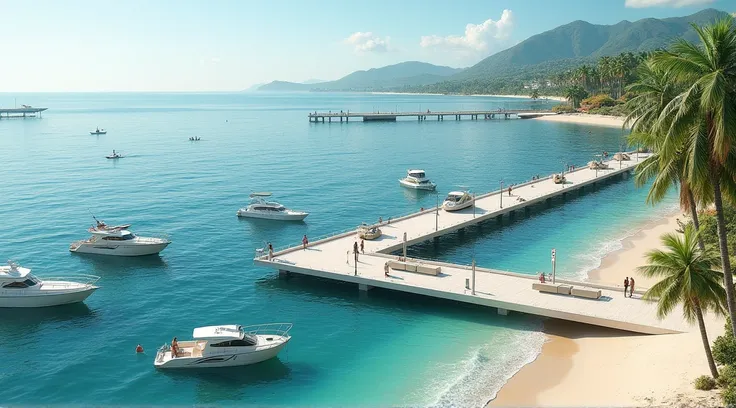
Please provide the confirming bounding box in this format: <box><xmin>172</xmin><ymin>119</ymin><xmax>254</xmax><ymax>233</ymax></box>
<box><xmin>420</xmin><ymin>10</ymin><xmax>514</xmax><ymax>52</ymax></box>
<box><xmin>624</xmin><ymin>0</ymin><xmax>713</xmax><ymax>8</ymax></box>
<box><xmin>343</xmin><ymin>32</ymin><xmax>391</xmax><ymax>53</ymax></box>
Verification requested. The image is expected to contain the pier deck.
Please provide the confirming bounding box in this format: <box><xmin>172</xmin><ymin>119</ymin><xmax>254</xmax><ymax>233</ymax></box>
<box><xmin>255</xmin><ymin>152</ymin><xmax>689</xmax><ymax>334</ymax></box>
<box><xmin>308</xmin><ymin>109</ymin><xmax>554</xmax><ymax>122</ymax></box>
<box><xmin>0</xmin><ymin>107</ymin><xmax>48</xmax><ymax>118</ymax></box>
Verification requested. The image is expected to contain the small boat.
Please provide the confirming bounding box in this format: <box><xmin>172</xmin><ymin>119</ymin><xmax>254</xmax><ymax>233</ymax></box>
<box><xmin>0</xmin><ymin>261</ymin><xmax>99</xmax><ymax>308</ymax></box>
<box><xmin>442</xmin><ymin>191</ymin><xmax>474</xmax><ymax>212</ymax></box>
<box><xmin>189</xmin><ymin>137</ymin><xmax>201</xmax><ymax>141</ymax></box>
<box><xmin>106</xmin><ymin>150</ymin><xmax>123</xmax><ymax>159</ymax></box>
<box><xmin>70</xmin><ymin>220</ymin><xmax>170</xmax><ymax>256</ymax></box>
<box><xmin>237</xmin><ymin>193</ymin><xmax>308</xmax><ymax>221</ymax></box>
<box><xmin>399</xmin><ymin>170</ymin><xmax>436</xmax><ymax>191</ymax></box>
<box><xmin>358</xmin><ymin>223</ymin><xmax>382</xmax><ymax>240</ymax></box>
<box><xmin>90</xmin><ymin>128</ymin><xmax>107</xmax><ymax>135</ymax></box>
<box><xmin>154</xmin><ymin>323</ymin><xmax>292</xmax><ymax>369</ymax></box>
<box><xmin>588</xmin><ymin>160</ymin><xmax>609</xmax><ymax>170</ymax></box>
<box><xmin>553</xmin><ymin>174</ymin><xmax>566</xmax><ymax>184</ymax></box>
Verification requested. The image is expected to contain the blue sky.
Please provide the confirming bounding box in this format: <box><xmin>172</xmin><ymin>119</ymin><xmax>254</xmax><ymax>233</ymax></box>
<box><xmin>0</xmin><ymin>0</ymin><xmax>732</xmax><ymax>91</ymax></box>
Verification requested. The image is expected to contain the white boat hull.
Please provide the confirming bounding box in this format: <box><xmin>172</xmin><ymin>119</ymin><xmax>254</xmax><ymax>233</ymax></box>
<box><xmin>0</xmin><ymin>287</ymin><xmax>97</xmax><ymax>308</ymax></box>
<box><xmin>155</xmin><ymin>338</ymin><xmax>289</xmax><ymax>369</ymax></box>
<box><xmin>70</xmin><ymin>242</ymin><xmax>169</xmax><ymax>256</ymax></box>
<box><xmin>398</xmin><ymin>179</ymin><xmax>436</xmax><ymax>190</ymax></box>
<box><xmin>237</xmin><ymin>209</ymin><xmax>308</xmax><ymax>221</ymax></box>
<box><xmin>443</xmin><ymin>200</ymin><xmax>474</xmax><ymax>212</ymax></box>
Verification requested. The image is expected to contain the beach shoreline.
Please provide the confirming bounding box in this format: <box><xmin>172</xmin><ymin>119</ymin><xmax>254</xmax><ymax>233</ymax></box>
<box><xmin>489</xmin><ymin>210</ymin><xmax>725</xmax><ymax>408</ymax></box>
<box><xmin>532</xmin><ymin>112</ymin><xmax>627</xmax><ymax>128</ymax></box>
<box><xmin>368</xmin><ymin>91</ymin><xmax>566</xmax><ymax>101</ymax></box>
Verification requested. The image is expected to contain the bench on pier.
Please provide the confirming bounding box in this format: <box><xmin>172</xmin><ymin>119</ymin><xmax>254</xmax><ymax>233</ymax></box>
<box><xmin>388</xmin><ymin>260</ymin><xmax>441</xmax><ymax>276</ymax></box>
<box><xmin>533</xmin><ymin>283</ymin><xmax>601</xmax><ymax>299</ymax></box>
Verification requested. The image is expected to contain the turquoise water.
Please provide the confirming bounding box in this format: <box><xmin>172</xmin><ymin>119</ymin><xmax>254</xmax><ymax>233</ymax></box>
<box><xmin>0</xmin><ymin>92</ymin><xmax>674</xmax><ymax>406</ymax></box>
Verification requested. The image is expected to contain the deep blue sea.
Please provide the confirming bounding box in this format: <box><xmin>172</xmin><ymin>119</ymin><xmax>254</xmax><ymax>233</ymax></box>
<box><xmin>0</xmin><ymin>92</ymin><xmax>675</xmax><ymax>406</ymax></box>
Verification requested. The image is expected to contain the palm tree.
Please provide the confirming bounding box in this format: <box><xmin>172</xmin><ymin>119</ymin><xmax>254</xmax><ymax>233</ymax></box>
<box><xmin>530</xmin><ymin>89</ymin><xmax>540</xmax><ymax>99</ymax></box>
<box><xmin>565</xmin><ymin>86</ymin><xmax>588</xmax><ymax>109</ymax></box>
<box><xmin>625</xmin><ymin>61</ymin><xmax>707</xmax><ymax>251</ymax></box>
<box><xmin>638</xmin><ymin>225</ymin><xmax>726</xmax><ymax>379</ymax></box>
<box><xmin>650</xmin><ymin>19</ymin><xmax>736</xmax><ymax>336</ymax></box>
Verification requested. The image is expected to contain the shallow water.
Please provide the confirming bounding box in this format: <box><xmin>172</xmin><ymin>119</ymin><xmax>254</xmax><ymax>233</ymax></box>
<box><xmin>0</xmin><ymin>92</ymin><xmax>673</xmax><ymax>406</ymax></box>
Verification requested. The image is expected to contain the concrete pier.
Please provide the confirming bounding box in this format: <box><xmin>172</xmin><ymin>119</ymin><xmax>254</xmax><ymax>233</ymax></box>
<box><xmin>308</xmin><ymin>110</ymin><xmax>555</xmax><ymax>123</ymax></box>
<box><xmin>254</xmin><ymin>152</ymin><xmax>685</xmax><ymax>334</ymax></box>
<box><xmin>0</xmin><ymin>107</ymin><xmax>48</xmax><ymax>118</ymax></box>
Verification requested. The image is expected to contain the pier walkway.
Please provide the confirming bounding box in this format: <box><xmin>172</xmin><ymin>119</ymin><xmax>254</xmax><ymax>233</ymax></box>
<box><xmin>254</xmin><ymin>152</ymin><xmax>689</xmax><ymax>334</ymax></box>
<box><xmin>0</xmin><ymin>107</ymin><xmax>47</xmax><ymax>118</ymax></box>
<box><xmin>308</xmin><ymin>109</ymin><xmax>554</xmax><ymax>122</ymax></box>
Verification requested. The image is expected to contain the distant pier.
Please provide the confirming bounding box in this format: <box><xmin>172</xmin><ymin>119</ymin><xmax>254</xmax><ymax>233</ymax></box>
<box><xmin>0</xmin><ymin>107</ymin><xmax>48</xmax><ymax>119</ymax></box>
<box><xmin>308</xmin><ymin>110</ymin><xmax>556</xmax><ymax>123</ymax></box>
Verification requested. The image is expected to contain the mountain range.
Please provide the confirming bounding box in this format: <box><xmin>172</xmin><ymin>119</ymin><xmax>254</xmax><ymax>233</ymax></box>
<box><xmin>257</xmin><ymin>8</ymin><xmax>732</xmax><ymax>93</ymax></box>
<box><xmin>257</xmin><ymin>61</ymin><xmax>462</xmax><ymax>92</ymax></box>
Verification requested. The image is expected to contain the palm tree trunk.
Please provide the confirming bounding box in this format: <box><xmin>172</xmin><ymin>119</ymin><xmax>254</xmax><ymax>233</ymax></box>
<box><xmin>712</xmin><ymin>177</ymin><xmax>736</xmax><ymax>337</ymax></box>
<box><xmin>687</xmin><ymin>189</ymin><xmax>706</xmax><ymax>252</ymax></box>
<box><xmin>694</xmin><ymin>301</ymin><xmax>719</xmax><ymax>379</ymax></box>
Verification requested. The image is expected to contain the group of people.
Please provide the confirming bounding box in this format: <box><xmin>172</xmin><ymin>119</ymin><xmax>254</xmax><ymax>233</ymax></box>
<box><xmin>188</xmin><ymin>137</ymin><xmax>201</xmax><ymax>141</ymax></box>
<box><xmin>566</xmin><ymin>164</ymin><xmax>576</xmax><ymax>172</ymax></box>
<box><xmin>623</xmin><ymin>276</ymin><xmax>636</xmax><ymax>298</ymax></box>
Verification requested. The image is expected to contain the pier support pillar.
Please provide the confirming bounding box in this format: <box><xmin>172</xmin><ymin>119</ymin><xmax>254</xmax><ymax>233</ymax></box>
<box><xmin>359</xmin><ymin>283</ymin><xmax>374</xmax><ymax>291</ymax></box>
<box><xmin>497</xmin><ymin>308</ymin><xmax>509</xmax><ymax>316</ymax></box>
<box><xmin>279</xmin><ymin>270</ymin><xmax>290</xmax><ymax>278</ymax></box>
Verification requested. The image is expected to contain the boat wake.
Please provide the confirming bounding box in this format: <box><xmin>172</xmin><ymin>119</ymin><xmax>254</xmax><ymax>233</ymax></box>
<box><xmin>421</xmin><ymin>323</ymin><xmax>546</xmax><ymax>408</ymax></box>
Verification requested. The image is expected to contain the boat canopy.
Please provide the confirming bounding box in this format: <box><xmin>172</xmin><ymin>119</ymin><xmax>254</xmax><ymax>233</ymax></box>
<box><xmin>407</xmin><ymin>170</ymin><xmax>426</xmax><ymax>178</ymax></box>
<box><xmin>250</xmin><ymin>192</ymin><xmax>272</xmax><ymax>198</ymax></box>
<box><xmin>0</xmin><ymin>262</ymin><xmax>31</xmax><ymax>279</ymax></box>
<box><xmin>192</xmin><ymin>325</ymin><xmax>244</xmax><ymax>340</ymax></box>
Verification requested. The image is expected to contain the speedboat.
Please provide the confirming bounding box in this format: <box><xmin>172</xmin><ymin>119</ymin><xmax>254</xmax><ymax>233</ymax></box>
<box><xmin>442</xmin><ymin>191</ymin><xmax>474</xmax><ymax>212</ymax></box>
<box><xmin>358</xmin><ymin>223</ymin><xmax>382</xmax><ymax>240</ymax></box>
<box><xmin>70</xmin><ymin>221</ymin><xmax>170</xmax><ymax>256</ymax></box>
<box><xmin>106</xmin><ymin>150</ymin><xmax>123</xmax><ymax>159</ymax></box>
<box><xmin>154</xmin><ymin>323</ymin><xmax>292</xmax><ymax>369</ymax></box>
<box><xmin>399</xmin><ymin>170</ymin><xmax>436</xmax><ymax>190</ymax></box>
<box><xmin>90</xmin><ymin>128</ymin><xmax>107</xmax><ymax>135</ymax></box>
<box><xmin>0</xmin><ymin>261</ymin><xmax>99</xmax><ymax>308</ymax></box>
<box><xmin>236</xmin><ymin>193</ymin><xmax>308</xmax><ymax>221</ymax></box>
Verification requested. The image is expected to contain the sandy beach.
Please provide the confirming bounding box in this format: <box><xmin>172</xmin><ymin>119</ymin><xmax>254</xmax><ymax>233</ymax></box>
<box><xmin>470</xmin><ymin>94</ymin><xmax>567</xmax><ymax>102</ymax></box>
<box><xmin>533</xmin><ymin>113</ymin><xmax>627</xmax><ymax>128</ymax></box>
<box><xmin>490</xmin><ymin>211</ymin><xmax>725</xmax><ymax>408</ymax></box>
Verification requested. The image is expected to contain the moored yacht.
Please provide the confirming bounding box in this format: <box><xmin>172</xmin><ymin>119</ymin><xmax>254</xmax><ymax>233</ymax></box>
<box><xmin>442</xmin><ymin>191</ymin><xmax>474</xmax><ymax>212</ymax></box>
<box><xmin>70</xmin><ymin>221</ymin><xmax>170</xmax><ymax>256</ymax></box>
<box><xmin>154</xmin><ymin>323</ymin><xmax>292</xmax><ymax>369</ymax></box>
<box><xmin>236</xmin><ymin>193</ymin><xmax>308</xmax><ymax>221</ymax></box>
<box><xmin>399</xmin><ymin>170</ymin><xmax>436</xmax><ymax>190</ymax></box>
<box><xmin>0</xmin><ymin>261</ymin><xmax>99</xmax><ymax>308</ymax></box>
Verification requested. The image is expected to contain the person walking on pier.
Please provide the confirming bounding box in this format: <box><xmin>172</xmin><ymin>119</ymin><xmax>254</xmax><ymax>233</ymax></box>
<box><xmin>268</xmin><ymin>242</ymin><xmax>274</xmax><ymax>261</ymax></box>
<box><xmin>360</xmin><ymin>239</ymin><xmax>365</xmax><ymax>254</ymax></box>
<box><xmin>508</xmin><ymin>185</ymin><xmax>512</xmax><ymax>196</ymax></box>
<box><xmin>302</xmin><ymin>235</ymin><xmax>309</xmax><ymax>250</ymax></box>
<box><xmin>623</xmin><ymin>277</ymin><xmax>629</xmax><ymax>297</ymax></box>
<box><xmin>629</xmin><ymin>277</ymin><xmax>635</xmax><ymax>298</ymax></box>
<box><xmin>353</xmin><ymin>241</ymin><xmax>359</xmax><ymax>262</ymax></box>
<box><xmin>384</xmin><ymin>261</ymin><xmax>390</xmax><ymax>277</ymax></box>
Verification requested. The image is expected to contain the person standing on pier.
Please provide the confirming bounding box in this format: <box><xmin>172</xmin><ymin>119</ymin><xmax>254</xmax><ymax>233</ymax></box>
<box><xmin>360</xmin><ymin>239</ymin><xmax>365</xmax><ymax>254</ymax></box>
<box><xmin>508</xmin><ymin>185</ymin><xmax>512</xmax><ymax>196</ymax></box>
<box><xmin>268</xmin><ymin>242</ymin><xmax>274</xmax><ymax>261</ymax></box>
<box><xmin>353</xmin><ymin>241</ymin><xmax>359</xmax><ymax>261</ymax></box>
<box><xmin>623</xmin><ymin>277</ymin><xmax>629</xmax><ymax>297</ymax></box>
<box><xmin>629</xmin><ymin>277</ymin><xmax>635</xmax><ymax>298</ymax></box>
<box><xmin>384</xmin><ymin>262</ymin><xmax>390</xmax><ymax>277</ymax></box>
<box><xmin>302</xmin><ymin>235</ymin><xmax>308</xmax><ymax>250</ymax></box>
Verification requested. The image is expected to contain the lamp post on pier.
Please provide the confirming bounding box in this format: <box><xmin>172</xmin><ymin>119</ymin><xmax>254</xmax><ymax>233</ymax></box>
<box><xmin>499</xmin><ymin>180</ymin><xmax>504</xmax><ymax>208</ymax></box>
<box><xmin>435</xmin><ymin>191</ymin><xmax>440</xmax><ymax>232</ymax></box>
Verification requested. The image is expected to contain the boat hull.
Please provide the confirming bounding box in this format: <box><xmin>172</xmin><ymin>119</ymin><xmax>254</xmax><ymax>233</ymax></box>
<box><xmin>90</xmin><ymin>132</ymin><xmax>107</xmax><ymax>135</ymax></box>
<box><xmin>155</xmin><ymin>339</ymin><xmax>289</xmax><ymax>369</ymax></box>
<box><xmin>70</xmin><ymin>242</ymin><xmax>169</xmax><ymax>256</ymax></box>
<box><xmin>236</xmin><ymin>210</ymin><xmax>308</xmax><ymax>221</ymax></box>
<box><xmin>442</xmin><ymin>200</ymin><xmax>474</xmax><ymax>212</ymax></box>
<box><xmin>398</xmin><ymin>179</ymin><xmax>436</xmax><ymax>190</ymax></box>
<box><xmin>0</xmin><ymin>287</ymin><xmax>97</xmax><ymax>308</ymax></box>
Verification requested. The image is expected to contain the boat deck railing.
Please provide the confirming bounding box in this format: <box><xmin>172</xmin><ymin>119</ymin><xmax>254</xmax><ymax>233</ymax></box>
<box><xmin>41</xmin><ymin>274</ymin><xmax>101</xmax><ymax>287</ymax></box>
<box><xmin>242</xmin><ymin>322</ymin><xmax>293</xmax><ymax>337</ymax></box>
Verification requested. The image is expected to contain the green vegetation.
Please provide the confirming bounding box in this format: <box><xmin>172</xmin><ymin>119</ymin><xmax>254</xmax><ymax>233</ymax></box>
<box><xmin>630</xmin><ymin>18</ymin><xmax>736</xmax><ymax>405</ymax></box>
<box><xmin>638</xmin><ymin>225</ymin><xmax>725</xmax><ymax>379</ymax></box>
<box><xmin>695</xmin><ymin>375</ymin><xmax>717</xmax><ymax>391</ymax></box>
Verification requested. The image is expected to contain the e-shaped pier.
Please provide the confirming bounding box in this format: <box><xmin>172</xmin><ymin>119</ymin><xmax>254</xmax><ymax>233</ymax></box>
<box><xmin>308</xmin><ymin>110</ymin><xmax>556</xmax><ymax>122</ymax></box>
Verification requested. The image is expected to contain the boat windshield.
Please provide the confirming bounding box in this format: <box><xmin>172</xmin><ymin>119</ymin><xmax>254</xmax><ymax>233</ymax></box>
<box><xmin>445</xmin><ymin>194</ymin><xmax>462</xmax><ymax>202</ymax></box>
<box><xmin>2</xmin><ymin>279</ymin><xmax>37</xmax><ymax>288</ymax></box>
<box><xmin>102</xmin><ymin>234</ymin><xmax>135</xmax><ymax>241</ymax></box>
<box><xmin>409</xmin><ymin>172</ymin><xmax>425</xmax><ymax>179</ymax></box>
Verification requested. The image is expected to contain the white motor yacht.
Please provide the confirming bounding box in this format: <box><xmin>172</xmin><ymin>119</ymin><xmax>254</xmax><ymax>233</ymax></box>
<box><xmin>0</xmin><ymin>261</ymin><xmax>99</xmax><ymax>308</ymax></box>
<box><xmin>442</xmin><ymin>191</ymin><xmax>475</xmax><ymax>212</ymax></box>
<box><xmin>236</xmin><ymin>193</ymin><xmax>308</xmax><ymax>221</ymax></box>
<box><xmin>155</xmin><ymin>323</ymin><xmax>292</xmax><ymax>369</ymax></box>
<box><xmin>70</xmin><ymin>221</ymin><xmax>170</xmax><ymax>256</ymax></box>
<box><xmin>399</xmin><ymin>170</ymin><xmax>436</xmax><ymax>190</ymax></box>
